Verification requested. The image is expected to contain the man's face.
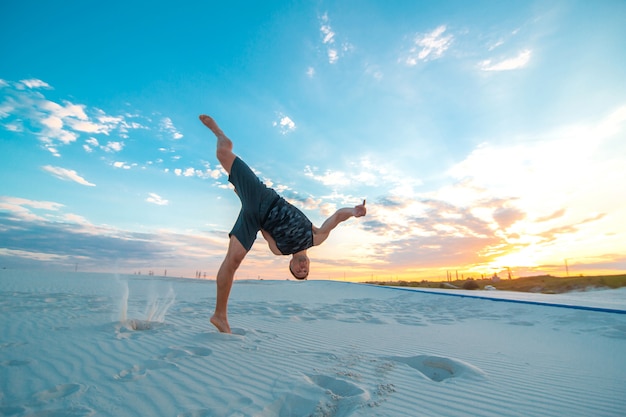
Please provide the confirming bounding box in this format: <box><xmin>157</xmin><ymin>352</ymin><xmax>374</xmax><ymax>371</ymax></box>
<box><xmin>291</xmin><ymin>254</ymin><xmax>310</xmax><ymax>279</ymax></box>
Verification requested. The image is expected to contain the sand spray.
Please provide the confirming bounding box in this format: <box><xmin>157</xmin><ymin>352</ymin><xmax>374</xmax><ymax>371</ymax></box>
<box><xmin>116</xmin><ymin>276</ymin><xmax>176</xmax><ymax>331</ymax></box>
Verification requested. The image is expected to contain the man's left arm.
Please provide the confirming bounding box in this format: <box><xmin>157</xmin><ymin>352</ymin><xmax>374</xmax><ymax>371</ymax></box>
<box><xmin>313</xmin><ymin>200</ymin><xmax>366</xmax><ymax>246</ymax></box>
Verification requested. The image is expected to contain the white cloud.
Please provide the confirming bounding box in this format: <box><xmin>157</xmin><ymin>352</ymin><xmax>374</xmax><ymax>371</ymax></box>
<box><xmin>488</xmin><ymin>39</ymin><xmax>505</xmax><ymax>51</ymax></box>
<box><xmin>320</xmin><ymin>17</ymin><xmax>335</xmax><ymax>45</ymax></box>
<box><xmin>273</xmin><ymin>113</ymin><xmax>296</xmax><ymax>135</ymax></box>
<box><xmin>146</xmin><ymin>193</ymin><xmax>169</xmax><ymax>206</ymax></box>
<box><xmin>318</xmin><ymin>13</ymin><xmax>352</xmax><ymax>64</ymax></box>
<box><xmin>4</xmin><ymin>122</ymin><xmax>23</xmax><ymax>132</ymax></box>
<box><xmin>97</xmin><ymin>114</ymin><xmax>124</xmax><ymax>125</ymax></box>
<box><xmin>439</xmin><ymin>105</ymin><xmax>626</xmax><ymax>265</ymax></box>
<box><xmin>45</xmin><ymin>145</ymin><xmax>61</xmax><ymax>157</ymax></box>
<box><xmin>328</xmin><ymin>49</ymin><xmax>338</xmax><ymax>64</ymax></box>
<box><xmin>304</xmin><ymin>166</ymin><xmax>350</xmax><ymax>187</ymax></box>
<box><xmin>405</xmin><ymin>25</ymin><xmax>453</xmax><ymax>65</ymax></box>
<box><xmin>365</xmin><ymin>64</ymin><xmax>383</xmax><ymax>81</ymax></box>
<box><xmin>160</xmin><ymin>117</ymin><xmax>183</xmax><ymax>140</ymax></box>
<box><xmin>305</xmin><ymin>156</ymin><xmax>423</xmax><ymax>193</ymax></box>
<box><xmin>480</xmin><ymin>49</ymin><xmax>532</xmax><ymax>71</ymax></box>
<box><xmin>306</xmin><ymin>67</ymin><xmax>315</xmax><ymax>78</ymax></box>
<box><xmin>208</xmin><ymin>169</ymin><xmax>222</xmax><ymax>179</ymax></box>
<box><xmin>113</xmin><ymin>161</ymin><xmax>131</xmax><ymax>169</ymax></box>
<box><xmin>41</xmin><ymin>100</ymin><xmax>88</xmax><ymax>120</ymax></box>
<box><xmin>102</xmin><ymin>141</ymin><xmax>124</xmax><ymax>153</ymax></box>
<box><xmin>66</xmin><ymin>118</ymin><xmax>113</xmax><ymax>134</ymax></box>
<box><xmin>83</xmin><ymin>137</ymin><xmax>98</xmax><ymax>153</ymax></box>
<box><xmin>41</xmin><ymin>115</ymin><xmax>63</xmax><ymax>130</ymax></box>
<box><xmin>19</xmin><ymin>79</ymin><xmax>51</xmax><ymax>89</ymax></box>
<box><xmin>0</xmin><ymin>196</ymin><xmax>64</xmax><ymax>212</ymax></box>
<box><xmin>0</xmin><ymin>197</ymin><xmax>61</xmax><ymax>223</ymax></box>
<box><xmin>0</xmin><ymin>79</ymin><xmax>145</xmax><ymax>155</ymax></box>
<box><xmin>42</xmin><ymin>165</ymin><xmax>96</xmax><ymax>186</ymax></box>
<box><xmin>169</xmin><ymin>163</ymin><xmax>224</xmax><ymax>180</ymax></box>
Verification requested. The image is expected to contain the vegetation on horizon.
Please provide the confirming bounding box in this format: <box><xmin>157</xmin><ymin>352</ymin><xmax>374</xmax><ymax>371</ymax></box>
<box><xmin>364</xmin><ymin>274</ymin><xmax>626</xmax><ymax>294</ymax></box>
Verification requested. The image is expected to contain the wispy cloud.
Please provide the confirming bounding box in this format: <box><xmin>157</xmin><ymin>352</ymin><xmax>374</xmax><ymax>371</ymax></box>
<box><xmin>0</xmin><ymin>79</ymin><xmax>145</xmax><ymax>156</ymax></box>
<box><xmin>83</xmin><ymin>137</ymin><xmax>125</xmax><ymax>153</ymax></box>
<box><xmin>404</xmin><ymin>25</ymin><xmax>454</xmax><ymax>65</ymax></box>
<box><xmin>0</xmin><ymin>196</ymin><xmax>64</xmax><ymax>212</ymax></box>
<box><xmin>437</xmin><ymin>104</ymin><xmax>626</xmax><ymax>270</ymax></box>
<box><xmin>113</xmin><ymin>161</ymin><xmax>133</xmax><ymax>170</ymax></box>
<box><xmin>304</xmin><ymin>166</ymin><xmax>349</xmax><ymax>187</ymax></box>
<box><xmin>305</xmin><ymin>156</ymin><xmax>422</xmax><ymax>193</ymax></box>
<box><xmin>320</xmin><ymin>12</ymin><xmax>337</xmax><ymax>64</ymax></box>
<box><xmin>0</xmin><ymin>197</ymin><xmax>64</xmax><ymax>222</ymax></box>
<box><xmin>479</xmin><ymin>49</ymin><xmax>532</xmax><ymax>71</ymax></box>
<box><xmin>319</xmin><ymin>13</ymin><xmax>352</xmax><ymax>64</ymax></box>
<box><xmin>169</xmin><ymin>163</ymin><xmax>223</xmax><ymax>180</ymax></box>
<box><xmin>311</xmin><ymin>105</ymin><xmax>626</xmax><ymax>276</ymax></box>
<box><xmin>160</xmin><ymin>117</ymin><xmax>183</xmax><ymax>140</ymax></box>
<box><xmin>19</xmin><ymin>79</ymin><xmax>51</xmax><ymax>89</ymax></box>
<box><xmin>0</xmin><ymin>78</ymin><xmax>222</xmax><ymax>187</ymax></box>
<box><xmin>535</xmin><ymin>209</ymin><xmax>566</xmax><ymax>223</ymax></box>
<box><xmin>42</xmin><ymin>165</ymin><xmax>96</xmax><ymax>186</ymax></box>
<box><xmin>146</xmin><ymin>193</ymin><xmax>168</xmax><ymax>206</ymax></box>
<box><xmin>0</xmin><ymin>198</ymin><xmax>226</xmax><ymax>272</ymax></box>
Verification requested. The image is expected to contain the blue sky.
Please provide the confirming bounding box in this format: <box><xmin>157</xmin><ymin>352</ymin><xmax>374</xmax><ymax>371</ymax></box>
<box><xmin>1</xmin><ymin>0</ymin><xmax>625</xmax><ymax>280</ymax></box>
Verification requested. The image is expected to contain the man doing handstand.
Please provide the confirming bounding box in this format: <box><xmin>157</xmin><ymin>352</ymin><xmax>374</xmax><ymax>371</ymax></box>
<box><xmin>199</xmin><ymin>115</ymin><xmax>367</xmax><ymax>333</ymax></box>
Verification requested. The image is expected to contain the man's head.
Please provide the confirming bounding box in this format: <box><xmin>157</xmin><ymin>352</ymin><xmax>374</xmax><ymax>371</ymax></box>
<box><xmin>289</xmin><ymin>252</ymin><xmax>310</xmax><ymax>280</ymax></box>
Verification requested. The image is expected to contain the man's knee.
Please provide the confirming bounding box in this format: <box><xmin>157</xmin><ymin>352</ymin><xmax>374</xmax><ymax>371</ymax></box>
<box><xmin>225</xmin><ymin>237</ymin><xmax>247</xmax><ymax>269</ymax></box>
<box><xmin>225</xmin><ymin>252</ymin><xmax>245</xmax><ymax>270</ymax></box>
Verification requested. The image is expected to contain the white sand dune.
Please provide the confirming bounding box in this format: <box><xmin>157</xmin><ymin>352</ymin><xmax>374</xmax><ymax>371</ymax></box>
<box><xmin>1</xmin><ymin>271</ymin><xmax>625</xmax><ymax>416</ymax></box>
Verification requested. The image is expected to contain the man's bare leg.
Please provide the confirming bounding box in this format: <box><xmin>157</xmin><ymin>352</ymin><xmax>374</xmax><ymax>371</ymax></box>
<box><xmin>200</xmin><ymin>116</ymin><xmax>247</xmax><ymax>333</ymax></box>
<box><xmin>210</xmin><ymin>235</ymin><xmax>247</xmax><ymax>333</ymax></box>
<box><xmin>199</xmin><ymin>115</ymin><xmax>236</xmax><ymax>174</ymax></box>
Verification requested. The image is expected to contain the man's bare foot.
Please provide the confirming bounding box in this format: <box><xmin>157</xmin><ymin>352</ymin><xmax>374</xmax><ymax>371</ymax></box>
<box><xmin>199</xmin><ymin>115</ymin><xmax>224</xmax><ymax>136</ymax></box>
<box><xmin>210</xmin><ymin>314</ymin><xmax>232</xmax><ymax>334</ymax></box>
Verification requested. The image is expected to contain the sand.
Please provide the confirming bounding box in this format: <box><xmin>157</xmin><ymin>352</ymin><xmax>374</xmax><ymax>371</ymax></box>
<box><xmin>1</xmin><ymin>270</ymin><xmax>625</xmax><ymax>416</ymax></box>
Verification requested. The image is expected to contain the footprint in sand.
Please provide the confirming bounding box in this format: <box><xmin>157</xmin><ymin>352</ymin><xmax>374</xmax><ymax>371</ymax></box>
<box><xmin>307</xmin><ymin>374</ymin><xmax>371</xmax><ymax>416</ymax></box>
<box><xmin>266</xmin><ymin>374</ymin><xmax>370</xmax><ymax>417</ymax></box>
<box><xmin>388</xmin><ymin>355</ymin><xmax>486</xmax><ymax>382</ymax></box>
<box><xmin>307</xmin><ymin>374</ymin><xmax>367</xmax><ymax>398</ymax></box>
<box><xmin>116</xmin><ymin>346</ymin><xmax>211</xmax><ymax>382</ymax></box>
<box><xmin>114</xmin><ymin>359</ymin><xmax>177</xmax><ymax>381</ymax></box>
<box><xmin>32</xmin><ymin>383</ymin><xmax>85</xmax><ymax>403</ymax></box>
<box><xmin>232</xmin><ymin>327</ymin><xmax>247</xmax><ymax>336</ymax></box>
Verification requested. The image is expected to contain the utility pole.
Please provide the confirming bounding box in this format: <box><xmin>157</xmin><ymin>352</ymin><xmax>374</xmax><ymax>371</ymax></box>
<box><xmin>565</xmin><ymin>259</ymin><xmax>569</xmax><ymax>277</ymax></box>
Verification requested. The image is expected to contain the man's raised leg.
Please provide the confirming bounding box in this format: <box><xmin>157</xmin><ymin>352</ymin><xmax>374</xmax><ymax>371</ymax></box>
<box><xmin>199</xmin><ymin>115</ymin><xmax>236</xmax><ymax>174</ymax></box>
<box><xmin>210</xmin><ymin>235</ymin><xmax>247</xmax><ymax>333</ymax></box>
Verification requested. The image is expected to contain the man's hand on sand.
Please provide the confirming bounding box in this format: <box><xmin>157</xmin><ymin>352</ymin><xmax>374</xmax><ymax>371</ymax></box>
<box><xmin>354</xmin><ymin>199</ymin><xmax>366</xmax><ymax>217</ymax></box>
